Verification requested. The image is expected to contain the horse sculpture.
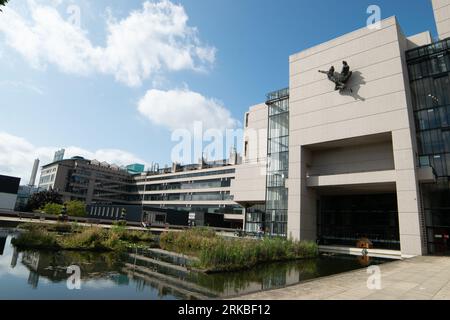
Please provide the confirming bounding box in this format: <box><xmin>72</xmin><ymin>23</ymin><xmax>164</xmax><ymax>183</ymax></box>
<box><xmin>319</xmin><ymin>61</ymin><xmax>353</xmax><ymax>93</ymax></box>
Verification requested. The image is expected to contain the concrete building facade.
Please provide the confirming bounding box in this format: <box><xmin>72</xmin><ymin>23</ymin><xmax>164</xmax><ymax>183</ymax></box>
<box><xmin>433</xmin><ymin>0</ymin><xmax>450</xmax><ymax>40</ymax></box>
<box><xmin>38</xmin><ymin>157</ymin><xmax>138</xmax><ymax>205</ymax></box>
<box><xmin>134</xmin><ymin>155</ymin><xmax>244</xmax><ymax>228</ymax></box>
<box><xmin>288</xmin><ymin>17</ymin><xmax>429</xmax><ymax>257</ymax></box>
<box><xmin>238</xmin><ymin>2</ymin><xmax>450</xmax><ymax>257</ymax></box>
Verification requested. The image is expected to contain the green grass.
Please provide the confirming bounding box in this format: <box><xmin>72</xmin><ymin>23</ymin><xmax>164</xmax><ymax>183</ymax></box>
<box><xmin>159</xmin><ymin>228</ymin><xmax>318</xmax><ymax>272</ymax></box>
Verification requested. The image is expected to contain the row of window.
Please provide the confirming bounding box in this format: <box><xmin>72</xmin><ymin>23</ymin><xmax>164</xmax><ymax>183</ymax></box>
<box><xmin>406</xmin><ymin>39</ymin><xmax>450</xmax><ymax>62</ymax></box>
<box><xmin>137</xmin><ymin>179</ymin><xmax>232</xmax><ymax>192</ymax></box>
<box><xmin>90</xmin><ymin>207</ymin><xmax>122</xmax><ymax>218</ymax></box>
<box><xmin>162</xmin><ymin>204</ymin><xmax>243</xmax><ymax>215</ymax></box>
<box><xmin>142</xmin><ymin>192</ymin><xmax>233</xmax><ymax>202</ymax></box>
<box><xmin>417</xmin><ymin>129</ymin><xmax>450</xmax><ymax>156</ymax></box>
<box><xmin>408</xmin><ymin>52</ymin><xmax>449</xmax><ymax>81</ymax></box>
<box><xmin>39</xmin><ymin>174</ymin><xmax>55</xmax><ymax>185</ymax></box>
<box><xmin>415</xmin><ymin>105</ymin><xmax>450</xmax><ymax>131</ymax></box>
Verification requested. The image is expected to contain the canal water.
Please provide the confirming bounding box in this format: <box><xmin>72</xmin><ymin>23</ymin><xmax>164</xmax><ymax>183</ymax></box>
<box><xmin>0</xmin><ymin>229</ymin><xmax>386</xmax><ymax>300</ymax></box>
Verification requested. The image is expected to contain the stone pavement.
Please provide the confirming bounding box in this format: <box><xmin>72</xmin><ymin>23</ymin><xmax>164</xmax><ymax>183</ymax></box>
<box><xmin>233</xmin><ymin>256</ymin><xmax>450</xmax><ymax>300</ymax></box>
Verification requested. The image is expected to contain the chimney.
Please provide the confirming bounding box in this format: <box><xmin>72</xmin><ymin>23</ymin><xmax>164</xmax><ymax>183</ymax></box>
<box><xmin>29</xmin><ymin>159</ymin><xmax>40</xmax><ymax>187</ymax></box>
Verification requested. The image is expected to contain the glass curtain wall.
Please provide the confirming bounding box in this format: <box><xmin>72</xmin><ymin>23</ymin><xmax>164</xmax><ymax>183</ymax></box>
<box><xmin>265</xmin><ymin>89</ymin><xmax>289</xmax><ymax>237</ymax></box>
<box><xmin>407</xmin><ymin>38</ymin><xmax>450</xmax><ymax>254</ymax></box>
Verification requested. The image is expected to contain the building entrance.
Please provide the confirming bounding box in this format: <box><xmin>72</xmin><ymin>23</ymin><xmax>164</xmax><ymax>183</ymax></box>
<box><xmin>318</xmin><ymin>193</ymin><xmax>400</xmax><ymax>250</ymax></box>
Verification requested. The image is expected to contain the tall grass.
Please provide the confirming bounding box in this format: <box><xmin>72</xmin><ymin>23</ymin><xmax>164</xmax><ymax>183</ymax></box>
<box><xmin>13</xmin><ymin>223</ymin><xmax>156</xmax><ymax>252</ymax></box>
<box><xmin>160</xmin><ymin>228</ymin><xmax>318</xmax><ymax>272</ymax></box>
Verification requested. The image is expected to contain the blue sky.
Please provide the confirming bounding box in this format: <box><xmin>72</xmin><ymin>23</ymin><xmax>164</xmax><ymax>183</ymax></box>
<box><xmin>0</xmin><ymin>0</ymin><xmax>438</xmax><ymax>182</ymax></box>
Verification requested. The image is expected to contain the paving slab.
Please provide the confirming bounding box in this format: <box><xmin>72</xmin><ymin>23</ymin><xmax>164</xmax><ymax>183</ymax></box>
<box><xmin>232</xmin><ymin>256</ymin><xmax>450</xmax><ymax>300</ymax></box>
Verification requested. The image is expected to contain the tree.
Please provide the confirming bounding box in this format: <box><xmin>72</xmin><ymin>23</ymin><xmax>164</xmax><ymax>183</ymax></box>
<box><xmin>0</xmin><ymin>0</ymin><xmax>9</xmax><ymax>12</ymax></box>
<box><xmin>26</xmin><ymin>190</ymin><xmax>63</xmax><ymax>212</ymax></box>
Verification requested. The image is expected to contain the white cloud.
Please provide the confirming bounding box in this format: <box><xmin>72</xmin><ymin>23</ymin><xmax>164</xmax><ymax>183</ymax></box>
<box><xmin>0</xmin><ymin>132</ymin><xmax>149</xmax><ymax>183</ymax></box>
<box><xmin>137</xmin><ymin>88</ymin><xmax>240</xmax><ymax>131</ymax></box>
<box><xmin>0</xmin><ymin>0</ymin><xmax>216</xmax><ymax>86</ymax></box>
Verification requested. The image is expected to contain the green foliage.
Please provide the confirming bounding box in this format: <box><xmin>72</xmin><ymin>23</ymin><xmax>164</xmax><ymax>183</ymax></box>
<box><xmin>64</xmin><ymin>200</ymin><xmax>87</xmax><ymax>217</ymax></box>
<box><xmin>42</xmin><ymin>202</ymin><xmax>64</xmax><ymax>215</ymax></box>
<box><xmin>160</xmin><ymin>228</ymin><xmax>217</xmax><ymax>255</ymax></box>
<box><xmin>12</xmin><ymin>225</ymin><xmax>59</xmax><ymax>249</ymax></box>
<box><xmin>38</xmin><ymin>200</ymin><xmax>86</xmax><ymax>217</ymax></box>
<box><xmin>160</xmin><ymin>229</ymin><xmax>319</xmax><ymax>272</ymax></box>
<box><xmin>13</xmin><ymin>223</ymin><xmax>156</xmax><ymax>252</ymax></box>
<box><xmin>26</xmin><ymin>190</ymin><xmax>63</xmax><ymax>212</ymax></box>
<box><xmin>60</xmin><ymin>227</ymin><xmax>123</xmax><ymax>251</ymax></box>
<box><xmin>113</xmin><ymin>220</ymin><xmax>127</xmax><ymax>228</ymax></box>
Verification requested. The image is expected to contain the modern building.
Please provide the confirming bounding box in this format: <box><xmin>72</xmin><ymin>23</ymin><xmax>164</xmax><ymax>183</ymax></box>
<box><xmin>38</xmin><ymin>157</ymin><xmax>138</xmax><ymax>205</ymax></box>
<box><xmin>237</xmin><ymin>0</ymin><xmax>450</xmax><ymax>257</ymax></box>
<box><xmin>39</xmin><ymin>151</ymin><xmax>244</xmax><ymax>228</ymax></box>
<box><xmin>0</xmin><ymin>175</ymin><xmax>21</xmax><ymax>211</ymax></box>
<box><xmin>134</xmin><ymin>151</ymin><xmax>244</xmax><ymax>228</ymax></box>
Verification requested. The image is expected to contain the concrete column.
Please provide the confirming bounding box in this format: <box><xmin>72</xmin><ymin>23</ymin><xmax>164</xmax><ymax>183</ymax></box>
<box><xmin>392</xmin><ymin>129</ymin><xmax>424</xmax><ymax>257</ymax></box>
<box><xmin>288</xmin><ymin>146</ymin><xmax>317</xmax><ymax>241</ymax></box>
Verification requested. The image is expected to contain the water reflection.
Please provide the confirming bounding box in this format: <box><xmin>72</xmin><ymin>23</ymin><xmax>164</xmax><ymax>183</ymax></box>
<box><xmin>0</xmin><ymin>230</ymin><xmax>386</xmax><ymax>300</ymax></box>
<box><xmin>0</xmin><ymin>237</ymin><xmax>6</xmax><ymax>255</ymax></box>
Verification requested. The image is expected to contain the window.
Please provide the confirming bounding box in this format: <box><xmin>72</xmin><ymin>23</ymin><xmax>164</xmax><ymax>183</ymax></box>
<box><xmin>245</xmin><ymin>113</ymin><xmax>249</xmax><ymax>127</ymax></box>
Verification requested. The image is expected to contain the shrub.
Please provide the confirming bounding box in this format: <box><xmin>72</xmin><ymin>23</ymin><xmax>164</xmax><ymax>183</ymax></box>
<box><xmin>12</xmin><ymin>226</ymin><xmax>59</xmax><ymax>249</ymax></box>
<box><xmin>42</xmin><ymin>203</ymin><xmax>64</xmax><ymax>215</ymax></box>
<box><xmin>65</xmin><ymin>200</ymin><xmax>87</xmax><ymax>217</ymax></box>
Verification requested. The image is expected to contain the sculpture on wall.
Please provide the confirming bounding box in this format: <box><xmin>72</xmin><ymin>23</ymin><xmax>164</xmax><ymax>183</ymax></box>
<box><xmin>319</xmin><ymin>61</ymin><xmax>353</xmax><ymax>92</ymax></box>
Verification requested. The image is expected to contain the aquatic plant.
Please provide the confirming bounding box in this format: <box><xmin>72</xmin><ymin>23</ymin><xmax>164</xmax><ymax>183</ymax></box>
<box><xmin>160</xmin><ymin>228</ymin><xmax>318</xmax><ymax>272</ymax></box>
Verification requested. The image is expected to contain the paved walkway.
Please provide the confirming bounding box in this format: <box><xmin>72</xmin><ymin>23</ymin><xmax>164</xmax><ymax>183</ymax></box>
<box><xmin>234</xmin><ymin>256</ymin><xmax>450</xmax><ymax>300</ymax></box>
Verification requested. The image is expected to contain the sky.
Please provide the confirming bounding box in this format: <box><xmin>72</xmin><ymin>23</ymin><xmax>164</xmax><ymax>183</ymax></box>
<box><xmin>0</xmin><ymin>0</ymin><xmax>439</xmax><ymax>183</ymax></box>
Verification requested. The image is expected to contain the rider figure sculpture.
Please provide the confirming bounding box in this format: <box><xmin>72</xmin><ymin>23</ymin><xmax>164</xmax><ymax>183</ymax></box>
<box><xmin>319</xmin><ymin>61</ymin><xmax>353</xmax><ymax>92</ymax></box>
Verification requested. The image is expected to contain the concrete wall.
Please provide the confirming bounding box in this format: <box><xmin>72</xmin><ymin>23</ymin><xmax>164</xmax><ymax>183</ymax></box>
<box><xmin>288</xmin><ymin>17</ymin><xmax>424</xmax><ymax>256</ymax></box>
<box><xmin>243</xmin><ymin>103</ymin><xmax>268</xmax><ymax>163</ymax></box>
<box><xmin>308</xmin><ymin>140</ymin><xmax>395</xmax><ymax>176</ymax></box>
<box><xmin>432</xmin><ymin>0</ymin><xmax>450</xmax><ymax>39</ymax></box>
<box><xmin>407</xmin><ymin>31</ymin><xmax>433</xmax><ymax>50</ymax></box>
<box><xmin>231</xmin><ymin>103</ymin><xmax>268</xmax><ymax>204</ymax></box>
